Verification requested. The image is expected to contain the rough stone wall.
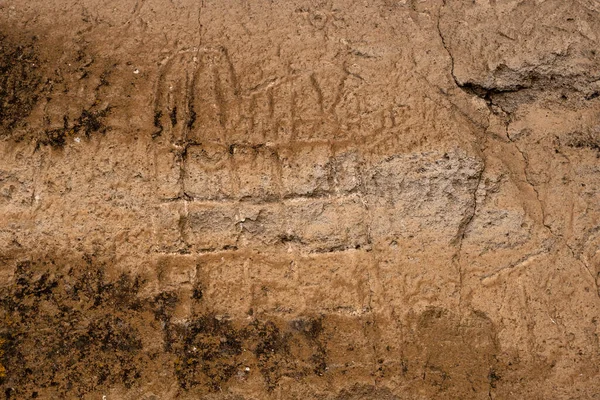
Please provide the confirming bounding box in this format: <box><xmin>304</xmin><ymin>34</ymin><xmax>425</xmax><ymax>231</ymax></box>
<box><xmin>0</xmin><ymin>0</ymin><xmax>599</xmax><ymax>399</ymax></box>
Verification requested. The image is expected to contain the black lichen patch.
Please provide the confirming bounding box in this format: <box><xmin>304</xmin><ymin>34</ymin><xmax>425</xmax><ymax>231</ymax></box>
<box><xmin>76</xmin><ymin>108</ymin><xmax>110</xmax><ymax>137</ymax></box>
<box><xmin>252</xmin><ymin>320</ymin><xmax>292</xmax><ymax>389</ymax></box>
<box><xmin>39</xmin><ymin>107</ymin><xmax>111</xmax><ymax>148</ymax></box>
<box><xmin>42</xmin><ymin>115</ymin><xmax>69</xmax><ymax>147</ymax></box>
<box><xmin>0</xmin><ymin>257</ymin><xmax>147</xmax><ymax>398</ymax></box>
<box><xmin>169</xmin><ymin>106</ymin><xmax>178</xmax><ymax>126</ymax></box>
<box><xmin>68</xmin><ymin>261</ymin><xmax>143</xmax><ymax>310</ymax></box>
<box><xmin>164</xmin><ymin>315</ymin><xmax>329</xmax><ymax>393</ymax></box>
<box><xmin>153</xmin><ymin>110</ymin><xmax>164</xmax><ymax>138</ymax></box>
<box><xmin>191</xmin><ymin>283</ymin><xmax>204</xmax><ymax>301</ymax></box>
<box><xmin>585</xmin><ymin>91</ymin><xmax>599</xmax><ymax>101</ymax></box>
<box><xmin>0</xmin><ymin>33</ymin><xmax>42</xmax><ymax>136</ymax></box>
<box><xmin>0</xmin><ymin>255</ymin><xmax>332</xmax><ymax>397</ymax></box>
<box><xmin>563</xmin><ymin>130</ymin><xmax>600</xmax><ymax>154</ymax></box>
<box><xmin>172</xmin><ymin>316</ymin><xmax>243</xmax><ymax>391</ymax></box>
<box><xmin>249</xmin><ymin>316</ymin><xmax>328</xmax><ymax>390</ymax></box>
<box><xmin>152</xmin><ymin>291</ymin><xmax>180</xmax><ymax>353</ymax></box>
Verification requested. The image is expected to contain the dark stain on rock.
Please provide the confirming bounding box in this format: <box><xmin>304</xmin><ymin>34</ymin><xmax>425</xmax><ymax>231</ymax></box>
<box><xmin>250</xmin><ymin>316</ymin><xmax>328</xmax><ymax>390</ymax></box>
<box><xmin>39</xmin><ymin>107</ymin><xmax>111</xmax><ymax>148</ymax></box>
<box><xmin>0</xmin><ymin>256</ymin><xmax>146</xmax><ymax>398</ymax></box>
<box><xmin>563</xmin><ymin>130</ymin><xmax>600</xmax><ymax>154</ymax></box>
<box><xmin>0</xmin><ymin>255</ymin><xmax>331</xmax><ymax>396</ymax></box>
<box><xmin>0</xmin><ymin>32</ymin><xmax>42</xmax><ymax>136</ymax></box>
<box><xmin>172</xmin><ymin>315</ymin><xmax>243</xmax><ymax>391</ymax></box>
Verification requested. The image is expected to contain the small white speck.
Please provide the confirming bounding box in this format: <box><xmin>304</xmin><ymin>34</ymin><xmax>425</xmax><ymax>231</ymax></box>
<box><xmin>102</xmin><ymin>396</ymin><xmax>107</xmax><ymax>400</ymax></box>
<box><xmin>34</xmin><ymin>195</ymin><xmax>40</xmax><ymax>202</ymax></box>
<box><xmin>74</xmin><ymin>137</ymin><xmax>81</xmax><ymax>143</ymax></box>
<box><xmin>133</xmin><ymin>69</ymin><xmax>140</xmax><ymax>74</ymax></box>
<box><xmin>245</xmin><ymin>367</ymin><xmax>250</xmax><ymax>372</ymax></box>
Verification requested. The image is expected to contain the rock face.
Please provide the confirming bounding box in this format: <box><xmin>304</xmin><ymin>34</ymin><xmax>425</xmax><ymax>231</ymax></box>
<box><xmin>1</xmin><ymin>0</ymin><xmax>599</xmax><ymax>398</ymax></box>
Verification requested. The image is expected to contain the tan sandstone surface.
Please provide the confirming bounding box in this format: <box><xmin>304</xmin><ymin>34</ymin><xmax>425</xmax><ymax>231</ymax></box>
<box><xmin>1</xmin><ymin>0</ymin><xmax>599</xmax><ymax>398</ymax></box>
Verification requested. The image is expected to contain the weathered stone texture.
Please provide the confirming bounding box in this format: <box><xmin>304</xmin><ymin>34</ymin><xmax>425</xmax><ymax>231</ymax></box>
<box><xmin>1</xmin><ymin>0</ymin><xmax>600</xmax><ymax>398</ymax></box>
